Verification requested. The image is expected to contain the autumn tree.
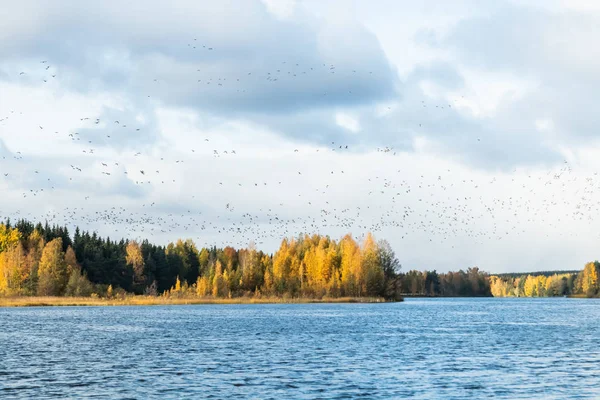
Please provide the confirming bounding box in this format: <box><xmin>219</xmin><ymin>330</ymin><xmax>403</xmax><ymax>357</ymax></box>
<box><xmin>0</xmin><ymin>224</ymin><xmax>21</xmax><ymax>253</ymax></box>
<box><xmin>23</xmin><ymin>229</ymin><xmax>45</xmax><ymax>293</ymax></box>
<box><xmin>0</xmin><ymin>243</ymin><xmax>26</xmax><ymax>294</ymax></box>
<box><xmin>273</xmin><ymin>239</ymin><xmax>292</xmax><ymax>294</ymax></box>
<box><xmin>196</xmin><ymin>275</ymin><xmax>211</xmax><ymax>297</ymax></box>
<box><xmin>340</xmin><ymin>235</ymin><xmax>361</xmax><ymax>296</ymax></box>
<box><xmin>126</xmin><ymin>240</ymin><xmax>145</xmax><ymax>287</ymax></box>
<box><xmin>581</xmin><ymin>261</ymin><xmax>600</xmax><ymax>296</ymax></box>
<box><xmin>64</xmin><ymin>245</ymin><xmax>93</xmax><ymax>296</ymax></box>
<box><xmin>37</xmin><ymin>238</ymin><xmax>68</xmax><ymax>296</ymax></box>
<box><xmin>263</xmin><ymin>264</ymin><xmax>274</xmax><ymax>295</ymax></box>
<box><xmin>362</xmin><ymin>233</ymin><xmax>384</xmax><ymax>297</ymax></box>
<box><xmin>212</xmin><ymin>260</ymin><xmax>227</xmax><ymax>297</ymax></box>
<box><xmin>536</xmin><ymin>275</ymin><xmax>547</xmax><ymax>297</ymax></box>
<box><xmin>0</xmin><ymin>217</ymin><xmax>403</xmax><ymax>300</ymax></box>
<box><xmin>523</xmin><ymin>275</ymin><xmax>537</xmax><ymax>297</ymax></box>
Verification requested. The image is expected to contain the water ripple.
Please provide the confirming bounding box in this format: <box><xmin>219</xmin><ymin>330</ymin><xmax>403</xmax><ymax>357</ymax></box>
<box><xmin>0</xmin><ymin>298</ymin><xmax>599</xmax><ymax>399</ymax></box>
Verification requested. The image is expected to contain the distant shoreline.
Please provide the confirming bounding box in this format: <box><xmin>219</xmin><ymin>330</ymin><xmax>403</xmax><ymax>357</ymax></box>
<box><xmin>0</xmin><ymin>296</ymin><xmax>396</xmax><ymax>308</ymax></box>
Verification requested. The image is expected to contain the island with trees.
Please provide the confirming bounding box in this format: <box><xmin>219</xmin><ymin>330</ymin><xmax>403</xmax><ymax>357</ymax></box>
<box><xmin>0</xmin><ymin>219</ymin><xmax>598</xmax><ymax>306</ymax></box>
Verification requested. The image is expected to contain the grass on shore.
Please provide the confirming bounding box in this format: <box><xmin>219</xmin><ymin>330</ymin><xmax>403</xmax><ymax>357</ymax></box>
<box><xmin>567</xmin><ymin>294</ymin><xmax>590</xmax><ymax>299</ymax></box>
<box><xmin>0</xmin><ymin>295</ymin><xmax>390</xmax><ymax>307</ymax></box>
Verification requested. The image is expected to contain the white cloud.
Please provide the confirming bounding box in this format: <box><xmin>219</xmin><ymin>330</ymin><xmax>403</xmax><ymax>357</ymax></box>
<box><xmin>335</xmin><ymin>112</ymin><xmax>361</xmax><ymax>133</ymax></box>
<box><xmin>0</xmin><ymin>0</ymin><xmax>599</xmax><ymax>272</ymax></box>
<box><xmin>535</xmin><ymin>118</ymin><xmax>554</xmax><ymax>133</ymax></box>
<box><xmin>261</xmin><ymin>0</ymin><xmax>297</xmax><ymax>19</ymax></box>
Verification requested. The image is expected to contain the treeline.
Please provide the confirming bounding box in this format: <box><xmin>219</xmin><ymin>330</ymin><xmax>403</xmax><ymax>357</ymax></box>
<box><xmin>490</xmin><ymin>262</ymin><xmax>600</xmax><ymax>298</ymax></box>
<box><xmin>0</xmin><ymin>220</ymin><xmax>403</xmax><ymax>300</ymax></box>
<box><xmin>393</xmin><ymin>268</ymin><xmax>491</xmax><ymax>296</ymax></box>
<box><xmin>489</xmin><ymin>273</ymin><xmax>576</xmax><ymax>297</ymax></box>
<box><xmin>377</xmin><ymin>265</ymin><xmax>600</xmax><ymax>298</ymax></box>
<box><xmin>3</xmin><ymin>219</ymin><xmax>600</xmax><ymax>300</ymax></box>
<box><xmin>495</xmin><ymin>270</ymin><xmax>580</xmax><ymax>279</ymax></box>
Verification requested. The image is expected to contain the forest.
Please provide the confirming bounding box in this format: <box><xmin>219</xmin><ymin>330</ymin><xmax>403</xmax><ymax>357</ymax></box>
<box><xmin>0</xmin><ymin>219</ymin><xmax>599</xmax><ymax>301</ymax></box>
<box><xmin>377</xmin><ymin>266</ymin><xmax>599</xmax><ymax>298</ymax></box>
<box><xmin>0</xmin><ymin>219</ymin><xmax>403</xmax><ymax>300</ymax></box>
<box><xmin>489</xmin><ymin>264</ymin><xmax>599</xmax><ymax>298</ymax></box>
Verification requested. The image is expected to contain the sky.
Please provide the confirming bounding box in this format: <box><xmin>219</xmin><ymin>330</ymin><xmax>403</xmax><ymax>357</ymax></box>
<box><xmin>1</xmin><ymin>0</ymin><xmax>600</xmax><ymax>273</ymax></box>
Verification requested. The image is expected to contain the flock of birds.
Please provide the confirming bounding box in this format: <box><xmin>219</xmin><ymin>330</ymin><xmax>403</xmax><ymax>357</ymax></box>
<box><xmin>0</xmin><ymin>42</ymin><xmax>596</xmax><ymax>254</ymax></box>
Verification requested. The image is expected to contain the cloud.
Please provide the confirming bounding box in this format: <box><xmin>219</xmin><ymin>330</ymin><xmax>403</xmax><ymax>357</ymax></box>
<box><xmin>445</xmin><ymin>5</ymin><xmax>600</xmax><ymax>78</ymax></box>
<box><xmin>75</xmin><ymin>104</ymin><xmax>162</xmax><ymax>152</ymax></box>
<box><xmin>0</xmin><ymin>138</ymin><xmax>11</xmax><ymax>158</ymax></box>
<box><xmin>2</xmin><ymin>0</ymin><xmax>600</xmax><ymax>273</ymax></box>
<box><xmin>379</xmin><ymin>3</ymin><xmax>599</xmax><ymax>168</ymax></box>
<box><xmin>0</xmin><ymin>0</ymin><xmax>398</xmax><ymax>117</ymax></box>
<box><xmin>335</xmin><ymin>112</ymin><xmax>361</xmax><ymax>133</ymax></box>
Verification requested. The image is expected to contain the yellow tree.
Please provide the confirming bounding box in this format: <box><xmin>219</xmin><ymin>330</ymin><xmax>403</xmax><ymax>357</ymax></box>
<box><xmin>196</xmin><ymin>275</ymin><xmax>211</xmax><ymax>296</ymax></box>
<box><xmin>37</xmin><ymin>238</ymin><xmax>68</xmax><ymax>296</ymax></box>
<box><xmin>0</xmin><ymin>224</ymin><xmax>21</xmax><ymax>253</ymax></box>
<box><xmin>362</xmin><ymin>233</ymin><xmax>384</xmax><ymax>297</ymax></box>
<box><xmin>223</xmin><ymin>269</ymin><xmax>231</xmax><ymax>298</ymax></box>
<box><xmin>322</xmin><ymin>245</ymin><xmax>337</xmax><ymax>289</ymax></box>
<box><xmin>0</xmin><ymin>254</ymin><xmax>6</xmax><ymax>293</ymax></box>
<box><xmin>239</xmin><ymin>244</ymin><xmax>262</xmax><ymax>292</ymax></box>
<box><xmin>126</xmin><ymin>240</ymin><xmax>145</xmax><ymax>285</ymax></box>
<box><xmin>303</xmin><ymin>246</ymin><xmax>318</xmax><ymax>293</ymax></box>
<box><xmin>581</xmin><ymin>262</ymin><xmax>599</xmax><ymax>295</ymax></box>
<box><xmin>0</xmin><ymin>243</ymin><xmax>26</xmax><ymax>294</ymax></box>
<box><xmin>513</xmin><ymin>277</ymin><xmax>522</xmax><ymax>297</ymax></box>
<box><xmin>65</xmin><ymin>246</ymin><xmax>79</xmax><ymax>276</ymax></box>
<box><xmin>273</xmin><ymin>239</ymin><xmax>291</xmax><ymax>294</ymax></box>
<box><xmin>536</xmin><ymin>275</ymin><xmax>547</xmax><ymax>297</ymax></box>
<box><xmin>23</xmin><ymin>229</ymin><xmax>45</xmax><ymax>294</ymax></box>
<box><xmin>314</xmin><ymin>237</ymin><xmax>328</xmax><ymax>290</ymax></box>
<box><xmin>263</xmin><ymin>265</ymin><xmax>273</xmax><ymax>295</ymax></box>
<box><xmin>198</xmin><ymin>247</ymin><xmax>210</xmax><ymax>276</ymax></box>
<box><xmin>64</xmin><ymin>245</ymin><xmax>93</xmax><ymax>297</ymax></box>
<box><xmin>0</xmin><ymin>224</ymin><xmax>23</xmax><ymax>294</ymax></box>
<box><xmin>340</xmin><ymin>235</ymin><xmax>361</xmax><ymax>296</ymax></box>
<box><xmin>212</xmin><ymin>260</ymin><xmax>227</xmax><ymax>297</ymax></box>
<box><xmin>489</xmin><ymin>276</ymin><xmax>506</xmax><ymax>297</ymax></box>
<box><xmin>523</xmin><ymin>275</ymin><xmax>537</xmax><ymax>297</ymax></box>
<box><xmin>288</xmin><ymin>239</ymin><xmax>302</xmax><ymax>292</ymax></box>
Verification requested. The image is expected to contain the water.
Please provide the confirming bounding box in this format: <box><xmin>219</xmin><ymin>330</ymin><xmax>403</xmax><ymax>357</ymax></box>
<box><xmin>1</xmin><ymin>298</ymin><xmax>599</xmax><ymax>399</ymax></box>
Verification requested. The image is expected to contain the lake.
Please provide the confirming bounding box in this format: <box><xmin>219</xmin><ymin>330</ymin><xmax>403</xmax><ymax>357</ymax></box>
<box><xmin>1</xmin><ymin>298</ymin><xmax>599</xmax><ymax>399</ymax></box>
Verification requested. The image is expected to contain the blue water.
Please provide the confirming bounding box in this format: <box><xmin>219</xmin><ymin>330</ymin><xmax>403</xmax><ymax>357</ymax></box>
<box><xmin>1</xmin><ymin>298</ymin><xmax>599</xmax><ymax>399</ymax></box>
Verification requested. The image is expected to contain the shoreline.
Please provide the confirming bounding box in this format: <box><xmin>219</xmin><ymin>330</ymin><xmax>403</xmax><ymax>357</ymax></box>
<box><xmin>0</xmin><ymin>296</ymin><xmax>395</xmax><ymax>308</ymax></box>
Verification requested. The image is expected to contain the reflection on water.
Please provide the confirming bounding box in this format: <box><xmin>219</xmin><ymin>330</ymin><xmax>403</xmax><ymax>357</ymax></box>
<box><xmin>1</xmin><ymin>298</ymin><xmax>599</xmax><ymax>399</ymax></box>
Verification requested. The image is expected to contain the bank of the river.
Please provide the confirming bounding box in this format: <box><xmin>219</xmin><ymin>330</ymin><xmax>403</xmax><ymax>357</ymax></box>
<box><xmin>0</xmin><ymin>296</ymin><xmax>395</xmax><ymax>307</ymax></box>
